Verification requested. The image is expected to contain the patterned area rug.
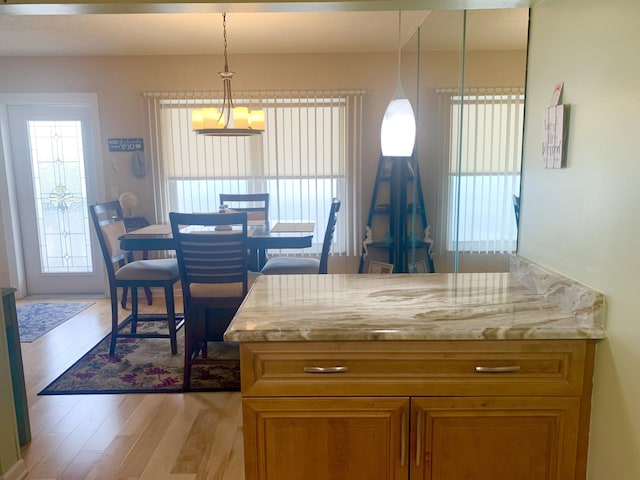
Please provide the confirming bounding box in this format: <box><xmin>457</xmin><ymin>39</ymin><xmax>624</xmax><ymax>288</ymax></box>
<box><xmin>39</xmin><ymin>322</ymin><xmax>240</xmax><ymax>395</ymax></box>
<box><xmin>17</xmin><ymin>302</ymin><xmax>94</xmax><ymax>342</ymax></box>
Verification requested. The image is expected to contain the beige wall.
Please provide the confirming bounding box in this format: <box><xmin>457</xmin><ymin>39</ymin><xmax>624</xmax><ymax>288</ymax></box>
<box><xmin>0</xmin><ymin>53</ymin><xmax>397</xmax><ymax>223</ymax></box>
<box><xmin>521</xmin><ymin>0</ymin><xmax>640</xmax><ymax>477</ymax></box>
<box><xmin>0</xmin><ymin>48</ymin><xmax>524</xmax><ymax>285</ymax></box>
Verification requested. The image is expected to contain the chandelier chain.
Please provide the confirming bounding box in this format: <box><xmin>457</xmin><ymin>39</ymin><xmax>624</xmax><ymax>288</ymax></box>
<box><xmin>191</xmin><ymin>11</ymin><xmax>264</xmax><ymax>135</ymax></box>
<box><xmin>222</xmin><ymin>12</ymin><xmax>229</xmax><ymax>73</ymax></box>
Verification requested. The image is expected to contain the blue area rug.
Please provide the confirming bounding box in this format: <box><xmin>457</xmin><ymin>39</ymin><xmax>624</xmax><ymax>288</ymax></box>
<box><xmin>17</xmin><ymin>302</ymin><xmax>94</xmax><ymax>342</ymax></box>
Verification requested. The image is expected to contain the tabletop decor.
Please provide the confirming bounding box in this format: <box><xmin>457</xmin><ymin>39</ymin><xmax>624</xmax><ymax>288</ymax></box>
<box><xmin>39</xmin><ymin>323</ymin><xmax>239</xmax><ymax>395</ymax></box>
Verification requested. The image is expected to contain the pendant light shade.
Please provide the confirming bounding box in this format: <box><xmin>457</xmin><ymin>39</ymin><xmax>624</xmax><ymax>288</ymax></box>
<box><xmin>380</xmin><ymin>11</ymin><xmax>416</xmax><ymax>157</ymax></box>
<box><xmin>381</xmin><ymin>86</ymin><xmax>416</xmax><ymax>157</ymax></box>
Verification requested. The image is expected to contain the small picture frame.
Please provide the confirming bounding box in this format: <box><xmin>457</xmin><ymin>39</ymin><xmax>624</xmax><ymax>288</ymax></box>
<box><xmin>367</xmin><ymin>261</ymin><xmax>394</xmax><ymax>274</ymax></box>
<box><xmin>381</xmin><ymin>158</ymin><xmax>393</xmax><ymax>178</ymax></box>
<box><xmin>413</xmin><ymin>260</ymin><xmax>428</xmax><ymax>273</ymax></box>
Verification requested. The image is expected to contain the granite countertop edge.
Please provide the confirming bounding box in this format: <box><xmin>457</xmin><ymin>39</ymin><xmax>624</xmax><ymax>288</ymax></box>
<box><xmin>225</xmin><ymin>255</ymin><xmax>606</xmax><ymax>343</ymax></box>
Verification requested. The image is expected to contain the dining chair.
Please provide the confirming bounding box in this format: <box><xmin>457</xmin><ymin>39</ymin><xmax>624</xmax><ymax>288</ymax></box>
<box><xmin>219</xmin><ymin>193</ymin><xmax>270</xmax><ymax>223</ymax></box>
<box><xmin>89</xmin><ymin>201</ymin><xmax>184</xmax><ymax>356</ymax></box>
<box><xmin>169</xmin><ymin>211</ymin><xmax>254</xmax><ymax>390</ymax></box>
<box><xmin>260</xmin><ymin>198</ymin><xmax>340</xmax><ymax>275</ymax></box>
<box><xmin>120</xmin><ymin>215</ymin><xmax>153</xmax><ymax>309</ymax></box>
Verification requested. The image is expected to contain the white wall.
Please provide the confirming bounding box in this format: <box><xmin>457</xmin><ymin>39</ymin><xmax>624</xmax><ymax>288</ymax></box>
<box><xmin>521</xmin><ymin>0</ymin><xmax>640</xmax><ymax>477</ymax></box>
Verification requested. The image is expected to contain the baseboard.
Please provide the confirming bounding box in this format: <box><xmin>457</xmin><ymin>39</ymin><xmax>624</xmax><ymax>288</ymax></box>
<box><xmin>0</xmin><ymin>459</ymin><xmax>27</xmax><ymax>480</ymax></box>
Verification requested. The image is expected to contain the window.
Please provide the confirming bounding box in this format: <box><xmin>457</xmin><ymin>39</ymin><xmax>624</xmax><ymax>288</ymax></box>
<box><xmin>144</xmin><ymin>91</ymin><xmax>363</xmax><ymax>257</ymax></box>
<box><xmin>442</xmin><ymin>88</ymin><xmax>524</xmax><ymax>253</ymax></box>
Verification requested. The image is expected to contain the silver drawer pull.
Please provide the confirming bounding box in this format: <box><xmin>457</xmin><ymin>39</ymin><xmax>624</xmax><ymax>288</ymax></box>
<box><xmin>475</xmin><ymin>365</ymin><xmax>521</xmax><ymax>373</ymax></box>
<box><xmin>303</xmin><ymin>366</ymin><xmax>348</xmax><ymax>374</ymax></box>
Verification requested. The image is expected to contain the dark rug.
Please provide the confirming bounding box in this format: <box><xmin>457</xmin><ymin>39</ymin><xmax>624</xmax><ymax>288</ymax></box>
<box><xmin>39</xmin><ymin>322</ymin><xmax>240</xmax><ymax>395</ymax></box>
<box><xmin>17</xmin><ymin>302</ymin><xmax>94</xmax><ymax>342</ymax></box>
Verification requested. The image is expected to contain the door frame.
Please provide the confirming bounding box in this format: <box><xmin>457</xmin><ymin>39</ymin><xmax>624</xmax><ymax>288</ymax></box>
<box><xmin>0</xmin><ymin>93</ymin><xmax>106</xmax><ymax>298</ymax></box>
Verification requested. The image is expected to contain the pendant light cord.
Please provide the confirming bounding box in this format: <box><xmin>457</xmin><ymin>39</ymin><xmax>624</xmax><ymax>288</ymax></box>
<box><xmin>396</xmin><ymin>10</ymin><xmax>402</xmax><ymax>86</ymax></box>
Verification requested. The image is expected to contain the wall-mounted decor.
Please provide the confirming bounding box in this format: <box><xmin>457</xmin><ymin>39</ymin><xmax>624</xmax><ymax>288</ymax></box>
<box><xmin>108</xmin><ymin>137</ymin><xmax>144</xmax><ymax>152</ymax></box>
<box><xmin>542</xmin><ymin>82</ymin><xmax>569</xmax><ymax>169</ymax></box>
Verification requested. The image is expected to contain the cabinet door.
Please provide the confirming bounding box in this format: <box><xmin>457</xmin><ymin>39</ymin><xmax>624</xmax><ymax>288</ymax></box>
<box><xmin>243</xmin><ymin>397</ymin><xmax>409</xmax><ymax>480</ymax></box>
<box><xmin>410</xmin><ymin>397</ymin><xmax>581</xmax><ymax>480</ymax></box>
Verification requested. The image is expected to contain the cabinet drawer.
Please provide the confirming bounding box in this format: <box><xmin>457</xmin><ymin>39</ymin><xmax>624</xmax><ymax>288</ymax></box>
<box><xmin>240</xmin><ymin>340</ymin><xmax>594</xmax><ymax>397</ymax></box>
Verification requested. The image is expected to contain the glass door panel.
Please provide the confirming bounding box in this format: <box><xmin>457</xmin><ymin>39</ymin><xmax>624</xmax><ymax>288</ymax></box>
<box><xmin>8</xmin><ymin>104</ymin><xmax>104</xmax><ymax>294</ymax></box>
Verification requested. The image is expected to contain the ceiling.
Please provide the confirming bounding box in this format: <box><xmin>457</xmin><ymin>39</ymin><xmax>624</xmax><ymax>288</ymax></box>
<box><xmin>0</xmin><ymin>9</ymin><xmax>529</xmax><ymax>57</ymax></box>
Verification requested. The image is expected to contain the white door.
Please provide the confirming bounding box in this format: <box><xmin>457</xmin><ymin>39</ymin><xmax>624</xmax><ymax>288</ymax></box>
<box><xmin>7</xmin><ymin>104</ymin><xmax>104</xmax><ymax>295</ymax></box>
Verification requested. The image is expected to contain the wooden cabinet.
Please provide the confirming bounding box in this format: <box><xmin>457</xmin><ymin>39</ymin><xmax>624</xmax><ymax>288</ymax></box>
<box><xmin>243</xmin><ymin>397</ymin><xmax>408</xmax><ymax>480</ymax></box>
<box><xmin>410</xmin><ymin>397</ymin><xmax>581</xmax><ymax>480</ymax></box>
<box><xmin>240</xmin><ymin>340</ymin><xmax>595</xmax><ymax>480</ymax></box>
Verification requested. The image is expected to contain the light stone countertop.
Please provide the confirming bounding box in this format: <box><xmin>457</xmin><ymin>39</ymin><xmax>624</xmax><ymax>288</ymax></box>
<box><xmin>224</xmin><ymin>257</ymin><xmax>606</xmax><ymax>342</ymax></box>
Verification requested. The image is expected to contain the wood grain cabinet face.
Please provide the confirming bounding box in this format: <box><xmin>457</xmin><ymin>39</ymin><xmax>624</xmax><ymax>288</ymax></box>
<box><xmin>410</xmin><ymin>397</ymin><xmax>581</xmax><ymax>480</ymax></box>
<box><xmin>242</xmin><ymin>397</ymin><xmax>409</xmax><ymax>480</ymax></box>
<box><xmin>240</xmin><ymin>340</ymin><xmax>595</xmax><ymax>480</ymax></box>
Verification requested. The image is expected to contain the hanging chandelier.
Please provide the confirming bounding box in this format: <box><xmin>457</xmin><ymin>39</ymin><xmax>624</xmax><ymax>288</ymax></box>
<box><xmin>191</xmin><ymin>13</ymin><xmax>265</xmax><ymax>136</ymax></box>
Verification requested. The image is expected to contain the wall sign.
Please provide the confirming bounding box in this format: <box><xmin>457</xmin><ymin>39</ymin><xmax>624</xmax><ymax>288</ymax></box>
<box><xmin>108</xmin><ymin>138</ymin><xmax>144</xmax><ymax>152</ymax></box>
<box><xmin>542</xmin><ymin>105</ymin><xmax>566</xmax><ymax>169</ymax></box>
<box><xmin>542</xmin><ymin>82</ymin><xmax>568</xmax><ymax>169</ymax></box>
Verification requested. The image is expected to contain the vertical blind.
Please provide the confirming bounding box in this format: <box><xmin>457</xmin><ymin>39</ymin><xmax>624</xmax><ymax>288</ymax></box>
<box><xmin>433</xmin><ymin>87</ymin><xmax>524</xmax><ymax>254</ymax></box>
<box><xmin>143</xmin><ymin>90</ymin><xmax>363</xmax><ymax>257</ymax></box>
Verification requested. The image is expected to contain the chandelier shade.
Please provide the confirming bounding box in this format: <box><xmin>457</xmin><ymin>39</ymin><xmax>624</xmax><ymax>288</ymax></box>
<box><xmin>192</xmin><ymin>13</ymin><xmax>264</xmax><ymax>136</ymax></box>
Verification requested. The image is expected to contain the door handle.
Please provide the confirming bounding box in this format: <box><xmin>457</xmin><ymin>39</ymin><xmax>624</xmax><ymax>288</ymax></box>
<box><xmin>415</xmin><ymin>409</ymin><xmax>423</xmax><ymax>466</ymax></box>
<box><xmin>401</xmin><ymin>410</ymin><xmax>407</xmax><ymax>467</ymax></box>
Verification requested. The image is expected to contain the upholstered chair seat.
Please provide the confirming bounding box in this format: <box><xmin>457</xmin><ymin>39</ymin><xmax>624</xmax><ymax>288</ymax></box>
<box><xmin>115</xmin><ymin>258</ymin><xmax>179</xmax><ymax>281</ymax></box>
<box><xmin>259</xmin><ymin>257</ymin><xmax>320</xmax><ymax>275</ymax></box>
<box><xmin>260</xmin><ymin>198</ymin><xmax>341</xmax><ymax>276</ymax></box>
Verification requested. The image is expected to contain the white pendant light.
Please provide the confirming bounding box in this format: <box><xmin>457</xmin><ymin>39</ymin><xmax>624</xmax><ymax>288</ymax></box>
<box><xmin>191</xmin><ymin>13</ymin><xmax>264</xmax><ymax>137</ymax></box>
<box><xmin>380</xmin><ymin>11</ymin><xmax>416</xmax><ymax>157</ymax></box>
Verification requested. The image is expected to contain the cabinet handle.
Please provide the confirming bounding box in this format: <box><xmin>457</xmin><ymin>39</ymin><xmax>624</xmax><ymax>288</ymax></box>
<box><xmin>401</xmin><ymin>410</ymin><xmax>407</xmax><ymax>467</ymax></box>
<box><xmin>415</xmin><ymin>409</ymin><xmax>423</xmax><ymax>467</ymax></box>
<box><xmin>303</xmin><ymin>366</ymin><xmax>348</xmax><ymax>374</ymax></box>
<box><xmin>474</xmin><ymin>365</ymin><xmax>521</xmax><ymax>373</ymax></box>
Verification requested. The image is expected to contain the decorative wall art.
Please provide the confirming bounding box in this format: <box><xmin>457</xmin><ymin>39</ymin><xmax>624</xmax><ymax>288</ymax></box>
<box><xmin>542</xmin><ymin>82</ymin><xmax>570</xmax><ymax>169</ymax></box>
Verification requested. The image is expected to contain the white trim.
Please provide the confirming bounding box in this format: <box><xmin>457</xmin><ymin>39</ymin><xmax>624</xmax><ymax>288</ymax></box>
<box><xmin>0</xmin><ymin>93</ymin><xmax>105</xmax><ymax>297</ymax></box>
<box><xmin>0</xmin><ymin>459</ymin><xmax>27</xmax><ymax>480</ymax></box>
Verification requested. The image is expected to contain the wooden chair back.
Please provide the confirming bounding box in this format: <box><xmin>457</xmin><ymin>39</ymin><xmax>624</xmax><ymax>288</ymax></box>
<box><xmin>319</xmin><ymin>198</ymin><xmax>341</xmax><ymax>274</ymax></box>
<box><xmin>219</xmin><ymin>193</ymin><xmax>270</xmax><ymax>223</ymax></box>
<box><xmin>89</xmin><ymin>201</ymin><xmax>132</xmax><ymax>282</ymax></box>
<box><xmin>169</xmin><ymin>211</ymin><xmax>249</xmax><ymax>304</ymax></box>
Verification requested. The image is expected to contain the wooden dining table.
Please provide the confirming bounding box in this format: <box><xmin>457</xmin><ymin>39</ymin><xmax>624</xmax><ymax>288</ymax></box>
<box><xmin>118</xmin><ymin>220</ymin><xmax>315</xmax><ymax>271</ymax></box>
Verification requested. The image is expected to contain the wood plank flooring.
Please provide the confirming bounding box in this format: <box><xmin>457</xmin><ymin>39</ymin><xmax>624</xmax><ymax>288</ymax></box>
<box><xmin>15</xmin><ymin>295</ymin><xmax>244</xmax><ymax>480</ymax></box>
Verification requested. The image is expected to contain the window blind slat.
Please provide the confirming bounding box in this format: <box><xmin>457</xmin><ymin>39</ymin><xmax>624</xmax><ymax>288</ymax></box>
<box><xmin>436</xmin><ymin>88</ymin><xmax>524</xmax><ymax>254</ymax></box>
<box><xmin>144</xmin><ymin>90</ymin><xmax>363</xmax><ymax>257</ymax></box>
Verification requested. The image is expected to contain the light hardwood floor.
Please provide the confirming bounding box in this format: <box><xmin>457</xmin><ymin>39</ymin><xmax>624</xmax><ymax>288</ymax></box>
<box><xmin>16</xmin><ymin>295</ymin><xmax>245</xmax><ymax>480</ymax></box>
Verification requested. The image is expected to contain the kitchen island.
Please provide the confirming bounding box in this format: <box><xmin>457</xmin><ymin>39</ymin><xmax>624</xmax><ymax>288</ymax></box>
<box><xmin>224</xmin><ymin>256</ymin><xmax>605</xmax><ymax>480</ymax></box>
